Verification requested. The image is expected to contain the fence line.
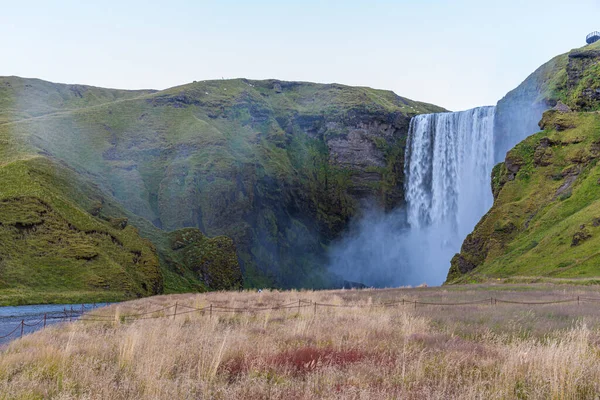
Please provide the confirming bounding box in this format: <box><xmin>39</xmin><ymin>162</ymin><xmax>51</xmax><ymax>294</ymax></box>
<box><xmin>0</xmin><ymin>295</ymin><xmax>595</xmax><ymax>341</ymax></box>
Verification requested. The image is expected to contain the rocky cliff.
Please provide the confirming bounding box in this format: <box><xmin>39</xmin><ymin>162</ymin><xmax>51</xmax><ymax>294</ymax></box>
<box><xmin>0</xmin><ymin>76</ymin><xmax>444</xmax><ymax>301</ymax></box>
<box><xmin>448</xmin><ymin>41</ymin><xmax>600</xmax><ymax>283</ymax></box>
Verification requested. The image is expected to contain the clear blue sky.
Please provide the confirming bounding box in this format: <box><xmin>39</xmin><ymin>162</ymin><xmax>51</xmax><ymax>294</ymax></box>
<box><xmin>2</xmin><ymin>0</ymin><xmax>599</xmax><ymax>111</ymax></box>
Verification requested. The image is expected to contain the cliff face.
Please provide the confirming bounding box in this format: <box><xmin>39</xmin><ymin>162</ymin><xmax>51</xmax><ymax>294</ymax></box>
<box><xmin>448</xmin><ymin>41</ymin><xmax>600</xmax><ymax>283</ymax></box>
<box><xmin>494</xmin><ymin>52</ymin><xmax>568</xmax><ymax>163</ymax></box>
<box><xmin>0</xmin><ymin>76</ymin><xmax>444</xmax><ymax>296</ymax></box>
<box><xmin>494</xmin><ymin>42</ymin><xmax>600</xmax><ymax>162</ymax></box>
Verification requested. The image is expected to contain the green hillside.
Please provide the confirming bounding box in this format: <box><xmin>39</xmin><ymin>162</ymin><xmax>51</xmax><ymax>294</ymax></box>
<box><xmin>0</xmin><ymin>76</ymin><xmax>155</xmax><ymax>124</ymax></box>
<box><xmin>0</xmin><ymin>156</ymin><xmax>163</xmax><ymax>305</ymax></box>
<box><xmin>0</xmin><ymin>77</ymin><xmax>442</xmax><ymax>302</ymax></box>
<box><xmin>448</xmin><ymin>41</ymin><xmax>600</xmax><ymax>283</ymax></box>
<box><xmin>0</xmin><ymin>153</ymin><xmax>243</xmax><ymax>305</ymax></box>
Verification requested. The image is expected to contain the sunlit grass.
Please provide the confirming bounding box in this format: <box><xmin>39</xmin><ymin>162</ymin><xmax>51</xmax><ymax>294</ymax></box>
<box><xmin>1</xmin><ymin>285</ymin><xmax>600</xmax><ymax>399</ymax></box>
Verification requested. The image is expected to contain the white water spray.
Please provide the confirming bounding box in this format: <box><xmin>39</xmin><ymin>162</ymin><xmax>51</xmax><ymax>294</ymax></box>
<box><xmin>328</xmin><ymin>106</ymin><xmax>496</xmax><ymax>287</ymax></box>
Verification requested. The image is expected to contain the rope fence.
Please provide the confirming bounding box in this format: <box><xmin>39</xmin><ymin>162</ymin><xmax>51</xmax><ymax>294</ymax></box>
<box><xmin>0</xmin><ymin>295</ymin><xmax>596</xmax><ymax>341</ymax></box>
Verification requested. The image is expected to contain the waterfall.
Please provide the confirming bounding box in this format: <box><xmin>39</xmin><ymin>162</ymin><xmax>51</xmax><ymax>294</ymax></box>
<box><xmin>404</xmin><ymin>106</ymin><xmax>495</xmax><ymax>279</ymax></box>
<box><xmin>328</xmin><ymin>107</ymin><xmax>496</xmax><ymax>288</ymax></box>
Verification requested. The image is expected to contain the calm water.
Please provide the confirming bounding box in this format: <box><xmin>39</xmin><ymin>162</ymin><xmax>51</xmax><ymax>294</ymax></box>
<box><xmin>0</xmin><ymin>303</ymin><xmax>111</xmax><ymax>345</ymax></box>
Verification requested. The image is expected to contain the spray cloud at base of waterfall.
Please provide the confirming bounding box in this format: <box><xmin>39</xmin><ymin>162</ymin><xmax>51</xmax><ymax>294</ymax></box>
<box><xmin>328</xmin><ymin>106</ymin><xmax>496</xmax><ymax>287</ymax></box>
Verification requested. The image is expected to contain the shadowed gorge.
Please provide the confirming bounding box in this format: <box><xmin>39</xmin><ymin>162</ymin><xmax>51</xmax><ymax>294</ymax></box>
<box><xmin>0</xmin><ymin>76</ymin><xmax>445</xmax><ymax>302</ymax></box>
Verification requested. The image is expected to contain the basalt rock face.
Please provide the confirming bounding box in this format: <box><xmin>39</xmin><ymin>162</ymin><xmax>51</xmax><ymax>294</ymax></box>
<box><xmin>447</xmin><ymin>41</ymin><xmax>600</xmax><ymax>284</ymax></box>
<box><xmin>566</xmin><ymin>49</ymin><xmax>600</xmax><ymax>110</ymax></box>
<box><xmin>0</xmin><ymin>76</ymin><xmax>444</xmax><ymax>291</ymax></box>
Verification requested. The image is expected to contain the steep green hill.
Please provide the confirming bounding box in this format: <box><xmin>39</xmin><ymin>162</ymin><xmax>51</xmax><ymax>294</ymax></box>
<box><xmin>448</xmin><ymin>41</ymin><xmax>600</xmax><ymax>284</ymax></box>
<box><xmin>0</xmin><ymin>156</ymin><xmax>163</xmax><ymax>305</ymax></box>
<box><xmin>0</xmin><ymin>76</ymin><xmax>443</xmax><ymax>301</ymax></box>
<box><xmin>0</xmin><ymin>154</ymin><xmax>242</xmax><ymax>305</ymax></box>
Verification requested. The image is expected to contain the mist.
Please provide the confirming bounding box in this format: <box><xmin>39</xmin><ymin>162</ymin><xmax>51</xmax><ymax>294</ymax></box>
<box><xmin>329</xmin><ymin>107</ymin><xmax>496</xmax><ymax>288</ymax></box>
<box><xmin>328</xmin><ymin>207</ymin><xmax>461</xmax><ymax>287</ymax></box>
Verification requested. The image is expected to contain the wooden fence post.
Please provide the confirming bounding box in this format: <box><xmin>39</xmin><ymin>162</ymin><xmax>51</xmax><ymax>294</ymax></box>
<box><xmin>20</xmin><ymin>320</ymin><xmax>24</xmax><ymax>337</ymax></box>
<box><xmin>173</xmin><ymin>302</ymin><xmax>178</xmax><ymax>320</ymax></box>
<box><xmin>43</xmin><ymin>314</ymin><xmax>47</xmax><ymax>329</ymax></box>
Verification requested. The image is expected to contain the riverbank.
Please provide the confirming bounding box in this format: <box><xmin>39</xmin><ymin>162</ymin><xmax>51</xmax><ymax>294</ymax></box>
<box><xmin>0</xmin><ymin>288</ymin><xmax>131</xmax><ymax>307</ymax></box>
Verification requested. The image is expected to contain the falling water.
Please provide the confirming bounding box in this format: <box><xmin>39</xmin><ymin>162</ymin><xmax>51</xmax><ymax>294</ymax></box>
<box><xmin>328</xmin><ymin>107</ymin><xmax>495</xmax><ymax>287</ymax></box>
<box><xmin>403</xmin><ymin>106</ymin><xmax>495</xmax><ymax>281</ymax></box>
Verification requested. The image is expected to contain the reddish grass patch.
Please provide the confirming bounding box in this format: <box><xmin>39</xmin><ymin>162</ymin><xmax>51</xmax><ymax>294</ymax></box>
<box><xmin>220</xmin><ymin>346</ymin><xmax>370</xmax><ymax>380</ymax></box>
<box><xmin>271</xmin><ymin>346</ymin><xmax>367</xmax><ymax>375</ymax></box>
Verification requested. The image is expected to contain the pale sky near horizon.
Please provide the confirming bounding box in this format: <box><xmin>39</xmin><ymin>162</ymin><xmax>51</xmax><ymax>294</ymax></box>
<box><xmin>2</xmin><ymin>0</ymin><xmax>599</xmax><ymax>111</ymax></box>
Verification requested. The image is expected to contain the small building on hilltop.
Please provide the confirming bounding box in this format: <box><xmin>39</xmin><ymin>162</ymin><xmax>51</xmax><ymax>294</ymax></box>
<box><xmin>586</xmin><ymin>31</ymin><xmax>600</xmax><ymax>45</ymax></box>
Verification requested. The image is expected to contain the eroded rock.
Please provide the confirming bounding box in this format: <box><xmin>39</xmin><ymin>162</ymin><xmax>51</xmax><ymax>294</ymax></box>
<box><xmin>553</xmin><ymin>101</ymin><xmax>572</xmax><ymax>113</ymax></box>
<box><xmin>571</xmin><ymin>227</ymin><xmax>591</xmax><ymax>246</ymax></box>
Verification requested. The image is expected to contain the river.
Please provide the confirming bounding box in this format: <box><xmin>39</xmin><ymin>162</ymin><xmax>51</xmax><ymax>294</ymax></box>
<box><xmin>0</xmin><ymin>302</ymin><xmax>111</xmax><ymax>345</ymax></box>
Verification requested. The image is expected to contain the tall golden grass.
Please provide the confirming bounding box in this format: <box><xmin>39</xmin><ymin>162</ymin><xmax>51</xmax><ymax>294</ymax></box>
<box><xmin>1</xmin><ymin>286</ymin><xmax>600</xmax><ymax>399</ymax></box>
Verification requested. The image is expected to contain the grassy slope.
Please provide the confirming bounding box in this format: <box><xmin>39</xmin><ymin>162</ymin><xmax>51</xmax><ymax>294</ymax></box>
<box><xmin>0</xmin><ymin>156</ymin><xmax>163</xmax><ymax>305</ymax></box>
<box><xmin>1</xmin><ymin>77</ymin><xmax>444</xmax><ymax>290</ymax></box>
<box><xmin>0</xmin><ymin>76</ymin><xmax>155</xmax><ymax>124</ymax></box>
<box><xmin>448</xmin><ymin>41</ymin><xmax>600</xmax><ymax>283</ymax></box>
<box><xmin>0</xmin><ymin>154</ymin><xmax>243</xmax><ymax>305</ymax></box>
<box><xmin>0</xmin><ymin>77</ymin><xmax>246</xmax><ymax>304</ymax></box>
<box><xmin>496</xmin><ymin>39</ymin><xmax>600</xmax><ymax>107</ymax></box>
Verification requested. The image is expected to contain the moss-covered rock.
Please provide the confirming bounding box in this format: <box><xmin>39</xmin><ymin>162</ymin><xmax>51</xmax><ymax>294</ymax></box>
<box><xmin>448</xmin><ymin>111</ymin><xmax>600</xmax><ymax>283</ymax></box>
<box><xmin>448</xmin><ymin>40</ymin><xmax>600</xmax><ymax>284</ymax></box>
<box><xmin>169</xmin><ymin>228</ymin><xmax>242</xmax><ymax>291</ymax></box>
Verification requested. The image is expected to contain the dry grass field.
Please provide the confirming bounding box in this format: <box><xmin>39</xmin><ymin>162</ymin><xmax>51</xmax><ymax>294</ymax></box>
<box><xmin>2</xmin><ymin>285</ymin><xmax>600</xmax><ymax>399</ymax></box>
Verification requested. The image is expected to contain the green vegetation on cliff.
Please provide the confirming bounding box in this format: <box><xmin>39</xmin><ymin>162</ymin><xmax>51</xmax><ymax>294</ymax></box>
<box><xmin>494</xmin><ymin>41</ymin><xmax>600</xmax><ymax>162</ymax></box>
<box><xmin>0</xmin><ymin>76</ymin><xmax>443</xmax><ymax>302</ymax></box>
<box><xmin>449</xmin><ymin>41</ymin><xmax>600</xmax><ymax>284</ymax></box>
<box><xmin>0</xmin><ymin>156</ymin><xmax>163</xmax><ymax>305</ymax></box>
